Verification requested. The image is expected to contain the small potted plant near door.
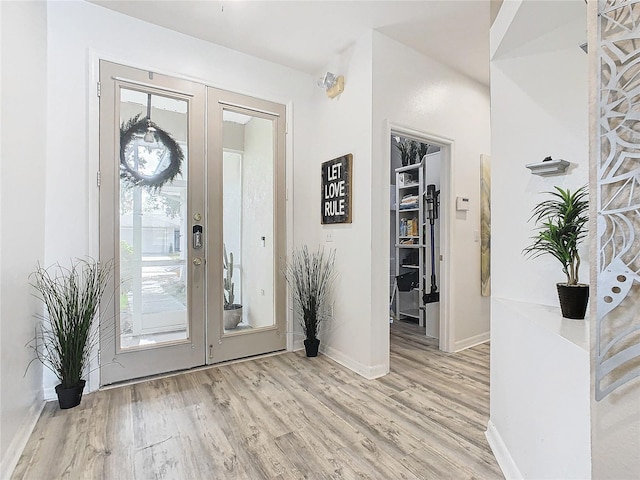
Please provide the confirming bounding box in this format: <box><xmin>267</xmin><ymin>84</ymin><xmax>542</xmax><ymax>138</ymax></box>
<box><xmin>284</xmin><ymin>245</ymin><xmax>337</xmax><ymax>357</ymax></box>
<box><xmin>523</xmin><ymin>185</ymin><xmax>589</xmax><ymax>319</ymax></box>
<box><xmin>29</xmin><ymin>258</ymin><xmax>113</xmax><ymax>409</ymax></box>
<box><xmin>223</xmin><ymin>244</ymin><xmax>243</xmax><ymax>329</ymax></box>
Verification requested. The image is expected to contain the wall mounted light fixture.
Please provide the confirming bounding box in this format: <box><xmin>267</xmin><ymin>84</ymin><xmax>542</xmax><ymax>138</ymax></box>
<box><xmin>317</xmin><ymin>71</ymin><xmax>345</xmax><ymax>99</ymax></box>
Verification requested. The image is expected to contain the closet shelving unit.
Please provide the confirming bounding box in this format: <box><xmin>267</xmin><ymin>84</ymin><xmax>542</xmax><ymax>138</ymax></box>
<box><xmin>394</xmin><ymin>159</ymin><xmax>425</xmax><ymax>326</ymax></box>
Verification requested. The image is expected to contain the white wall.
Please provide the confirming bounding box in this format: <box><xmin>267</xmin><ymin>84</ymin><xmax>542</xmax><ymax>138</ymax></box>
<box><xmin>242</xmin><ymin>117</ymin><xmax>274</xmax><ymax>328</ymax></box>
<box><xmin>44</xmin><ymin>0</ymin><xmax>314</xmax><ymax>393</ymax></box>
<box><xmin>295</xmin><ymin>33</ymin><xmax>377</xmax><ymax>374</ymax></box>
<box><xmin>489</xmin><ymin>1</ymin><xmax>590</xmax><ymax>478</ymax></box>
<box><xmin>0</xmin><ymin>1</ymin><xmax>47</xmax><ymax>476</ymax></box>
<box><xmin>491</xmin><ymin>15</ymin><xmax>589</xmax><ymax>306</ymax></box>
<box><xmin>223</xmin><ymin>151</ymin><xmax>242</xmax><ymax>303</ymax></box>
<box><xmin>297</xmin><ymin>29</ymin><xmax>491</xmax><ymax>377</ymax></box>
<box><xmin>372</xmin><ymin>31</ymin><xmax>492</xmax><ymax>353</ymax></box>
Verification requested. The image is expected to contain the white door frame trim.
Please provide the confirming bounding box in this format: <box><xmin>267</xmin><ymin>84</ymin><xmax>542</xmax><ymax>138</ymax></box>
<box><xmin>386</xmin><ymin>121</ymin><xmax>455</xmax><ymax>352</ymax></box>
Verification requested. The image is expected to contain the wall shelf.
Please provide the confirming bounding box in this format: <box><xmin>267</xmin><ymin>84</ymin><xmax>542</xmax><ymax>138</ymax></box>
<box><xmin>525</xmin><ymin>159</ymin><xmax>570</xmax><ymax>176</ymax></box>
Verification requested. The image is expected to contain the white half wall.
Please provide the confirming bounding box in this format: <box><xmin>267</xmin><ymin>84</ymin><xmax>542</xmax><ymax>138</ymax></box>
<box><xmin>0</xmin><ymin>1</ymin><xmax>47</xmax><ymax>476</ymax></box>
<box><xmin>490</xmin><ymin>298</ymin><xmax>590</xmax><ymax>480</ymax></box>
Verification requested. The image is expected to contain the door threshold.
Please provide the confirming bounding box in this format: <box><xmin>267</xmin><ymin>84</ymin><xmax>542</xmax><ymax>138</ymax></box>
<box><xmin>100</xmin><ymin>348</ymin><xmax>287</xmax><ymax>391</ymax></box>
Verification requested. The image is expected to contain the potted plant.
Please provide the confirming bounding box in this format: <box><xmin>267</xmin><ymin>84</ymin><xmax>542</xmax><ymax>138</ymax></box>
<box><xmin>284</xmin><ymin>245</ymin><xmax>337</xmax><ymax>357</ymax></box>
<box><xmin>394</xmin><ymin>137</ymin><xmax>429</xmax><ymax>166</ymax></box>
<box><xmin>395</xmin><ymin>137</ymin><xmax>412</xmax><ymax>166</ymax></box>
<box><xmin>523</xmin><ymin>185</ymin><xmax>589</xmax><ymax>319</ymax></box>
<box><xmin>29</xmin><ymin>258</ymin><xmax>113</xmax><ymax>409</ymax></box>
<box><xmin>223</xmin><ymin>244</ymin><xmax>243</xmax><ymax>329</ymax></box>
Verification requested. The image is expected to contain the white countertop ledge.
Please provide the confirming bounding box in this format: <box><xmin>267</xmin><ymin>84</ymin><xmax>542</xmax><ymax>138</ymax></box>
<box><xmin>492</xmin><ymin>297</ymin><xmax>589</xmax><ymax>352</ymax></box>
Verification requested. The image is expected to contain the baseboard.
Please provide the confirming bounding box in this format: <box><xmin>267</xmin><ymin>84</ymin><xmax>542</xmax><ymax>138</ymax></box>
<box><xmin>485</xmin><ymin>419</ymin><xmax>523</xmax><ymax>480</ymax></box>
<box><xmin>43</xmin><ymin>386</ymin><xmax>56</xmax><ymax>402</ymax></box>
<box><xmin>293</xmin><ymin>337</ymin><xmax>304</xmax><ymax>353</ymax></box>
<box><xmin>320</xmin><ymin>343</ymin><xmax>388</xmax><ymax>380</ymax></box>
<box><xmin>0</xmin><ymin>399</ymin><xmax>45</xmax><ymax>480</ymax></box>
<box><xmin>453</xmin><ymin>331</ymin><xmax>490</xmax><ymax>352</ymax></box>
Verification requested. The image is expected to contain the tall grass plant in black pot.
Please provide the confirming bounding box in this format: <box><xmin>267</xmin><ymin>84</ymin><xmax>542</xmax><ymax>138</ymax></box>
<box><xmin>29</xmin><ymin>258</ymin><xmax>113</xmax><ymax>408</ymax></box>
<box><xmin>523</xmin><ymin>186</ymin><xmax>589</xmax><ymax>319</ymax></box>
<box><xmin>285</xmin><ymin>246</ymin><xmax>336</xmax><ymax>357</ymax></box>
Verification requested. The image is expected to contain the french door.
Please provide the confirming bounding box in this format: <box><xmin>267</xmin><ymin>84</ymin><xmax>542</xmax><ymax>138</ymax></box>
<box><xmin>206</xmin><ymin>88</ymin><xmax>287</xmax><ymax>364</ymax></box>
<box><xmin>99</xmin><ymin>61</ymin><xmax>286</xmax><ymax>385</ymax></box>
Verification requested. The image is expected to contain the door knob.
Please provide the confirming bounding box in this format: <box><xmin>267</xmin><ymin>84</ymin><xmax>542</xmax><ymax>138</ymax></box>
<box><xmin>193</xmin><ymin>257</ymin><xmax>203</xmax><ymax>266</ymax></box>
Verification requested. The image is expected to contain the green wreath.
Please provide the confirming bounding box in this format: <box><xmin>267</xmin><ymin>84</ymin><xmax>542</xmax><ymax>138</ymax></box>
<box><xmin>120</xmin><ymin>114</ymin><xmax>183</xmax><ymax>190</ymax></box>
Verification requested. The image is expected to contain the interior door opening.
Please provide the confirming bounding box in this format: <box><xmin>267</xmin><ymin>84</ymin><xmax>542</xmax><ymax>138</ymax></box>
<box><xmin>388</xmin><ymin>128</ymin><xmax>450</xmax><ymax>350</ymax></box>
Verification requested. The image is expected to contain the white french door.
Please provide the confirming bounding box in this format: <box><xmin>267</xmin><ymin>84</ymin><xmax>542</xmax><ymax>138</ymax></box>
<box><xmin>205</xmin><ymin>88</ymin><xmax>287</xmax><ymax>365</ymax></box>
<box><xmin>99</xmin><ymin>61</ymin><xmax>286</xmax><ymax>385</ymax></box>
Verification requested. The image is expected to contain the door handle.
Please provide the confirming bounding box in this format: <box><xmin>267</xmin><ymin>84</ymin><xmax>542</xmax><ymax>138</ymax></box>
<box><xmin>193</xmin><ymin>225</ymin><xmax>203</xmax><ymax>249</ymax></box>
<box><xmin>193</xmin><ymin>257</ymin><xmax>203</xmax><ymax>266</ymax></box>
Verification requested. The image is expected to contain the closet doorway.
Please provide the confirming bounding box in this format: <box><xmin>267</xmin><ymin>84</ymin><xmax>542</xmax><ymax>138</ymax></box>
<box><xmin>388</xmin><ymin>127</ymin><xmax>452</xmax><ymax>349</ymax></box>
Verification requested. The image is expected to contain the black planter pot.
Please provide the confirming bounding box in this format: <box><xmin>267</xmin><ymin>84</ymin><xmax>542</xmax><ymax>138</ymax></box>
<box><xmin>55</xmin><ymin>380</ymin><xmax>86</xmax><ymax>409</ymax></box>
<box><xmin>304</xmin><ymin>338</ymin><xmax>320</xmax><ymax>357</ymax></box>
<box><xmin>557</xmin><ymin>283</ymin><xmax>589</xmax><ymax>320</ymax></box>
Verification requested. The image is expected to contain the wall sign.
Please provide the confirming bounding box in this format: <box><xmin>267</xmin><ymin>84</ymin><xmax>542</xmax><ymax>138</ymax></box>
<box><xmin>321</xmin><ymin>154</ymin><xmax>352</xmax><ymax>224</ymax></box>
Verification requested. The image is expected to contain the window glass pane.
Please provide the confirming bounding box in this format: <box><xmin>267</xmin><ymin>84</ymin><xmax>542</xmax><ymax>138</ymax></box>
<box><xmin>222</xmin><ymin>110</ymin><xmax>275</xmax><ymax>333</ymax></box>
<box><xmin>119</xmin><ymin>88</ymin><xmax>189</xmax><ymax>349</ymax></box>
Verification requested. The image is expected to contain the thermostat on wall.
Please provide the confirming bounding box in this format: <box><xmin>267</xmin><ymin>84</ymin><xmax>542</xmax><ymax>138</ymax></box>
<box><xmin>456</xmin><ymin>196</ymin><xmax>470</xmax><ymax>211</ymax></box>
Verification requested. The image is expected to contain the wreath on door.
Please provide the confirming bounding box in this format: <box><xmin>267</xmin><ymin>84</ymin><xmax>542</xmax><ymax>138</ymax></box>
<box><xmin>120</xmin><ymin>114</ymin><xmax>183</xmax><ymax>190</ymax></box>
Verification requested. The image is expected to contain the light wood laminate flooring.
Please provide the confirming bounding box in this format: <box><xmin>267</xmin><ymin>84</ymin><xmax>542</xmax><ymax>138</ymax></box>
<box><xmin>13</xmin><ymin>320</ymin><xmax>502</xmax><ymax>479</ymax></box>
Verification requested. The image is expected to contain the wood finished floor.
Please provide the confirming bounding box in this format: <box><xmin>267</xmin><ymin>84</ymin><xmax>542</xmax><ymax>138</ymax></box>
<box><xmin>13</xmin><ymin>320</ymin><xmax>502</xmax><ymax>479</ymax></box>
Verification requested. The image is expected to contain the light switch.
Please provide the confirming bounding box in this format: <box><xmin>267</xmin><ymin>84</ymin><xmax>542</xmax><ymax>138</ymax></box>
<box><xmin>456</xmin><ymin>197</ymin><xmax>470</xmax><ymax>211</ymax></box>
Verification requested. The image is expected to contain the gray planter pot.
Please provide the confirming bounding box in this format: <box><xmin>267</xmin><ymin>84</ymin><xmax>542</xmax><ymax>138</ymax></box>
<box><xmin>224</xmin><ymin>304</ymin><xmax>243</xmax><ymax>329</ymax></box>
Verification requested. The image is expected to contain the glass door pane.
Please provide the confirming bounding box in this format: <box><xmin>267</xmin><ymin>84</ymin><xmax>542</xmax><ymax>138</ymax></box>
<box><xmin>101</xmin><ymin>61</ymin><xmax>204</xmax><ymax>385</ymax></box>
<box><xmin>119</xmin><ymin>88</ymin><xmax>189</xmax><ymax>348</ymax></box>
<box><xmin>222</xmin><ymin>109</ymin><xmax>275</xmax><ymax>333</ymax></box>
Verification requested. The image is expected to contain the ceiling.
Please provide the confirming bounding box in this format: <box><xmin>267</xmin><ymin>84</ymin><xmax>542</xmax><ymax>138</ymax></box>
<box><xmin>89</xmin><ymin>0</ymin><xmax>491</xmax><ymax>86</ymax></box>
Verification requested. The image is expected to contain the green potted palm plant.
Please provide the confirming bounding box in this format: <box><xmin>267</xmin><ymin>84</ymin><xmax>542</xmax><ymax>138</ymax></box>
<box><xmin>223</xmin><ymin>244</ymin><xmax>243</xmax><ymax>329</ymax></box>
<box><xmin>284</xmin><ymin>246</ymin><xmax>336</xmax><ymax>357</ymax></box>
<box><xmin>30</xmin><ymin>258</ymin><xmax>113</xmax><ymax>409</ymax></box>
<box><xmin>523</xmin><ymin>185</ymin><xmax>589</xmax><ymax>319</ymax></box>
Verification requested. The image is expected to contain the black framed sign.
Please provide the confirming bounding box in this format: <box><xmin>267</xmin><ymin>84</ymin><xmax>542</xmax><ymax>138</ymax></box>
<box><xmin>321</xmin><ymin>154</ymin><xmax>352</xmax><ymax>224</ymax></box>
